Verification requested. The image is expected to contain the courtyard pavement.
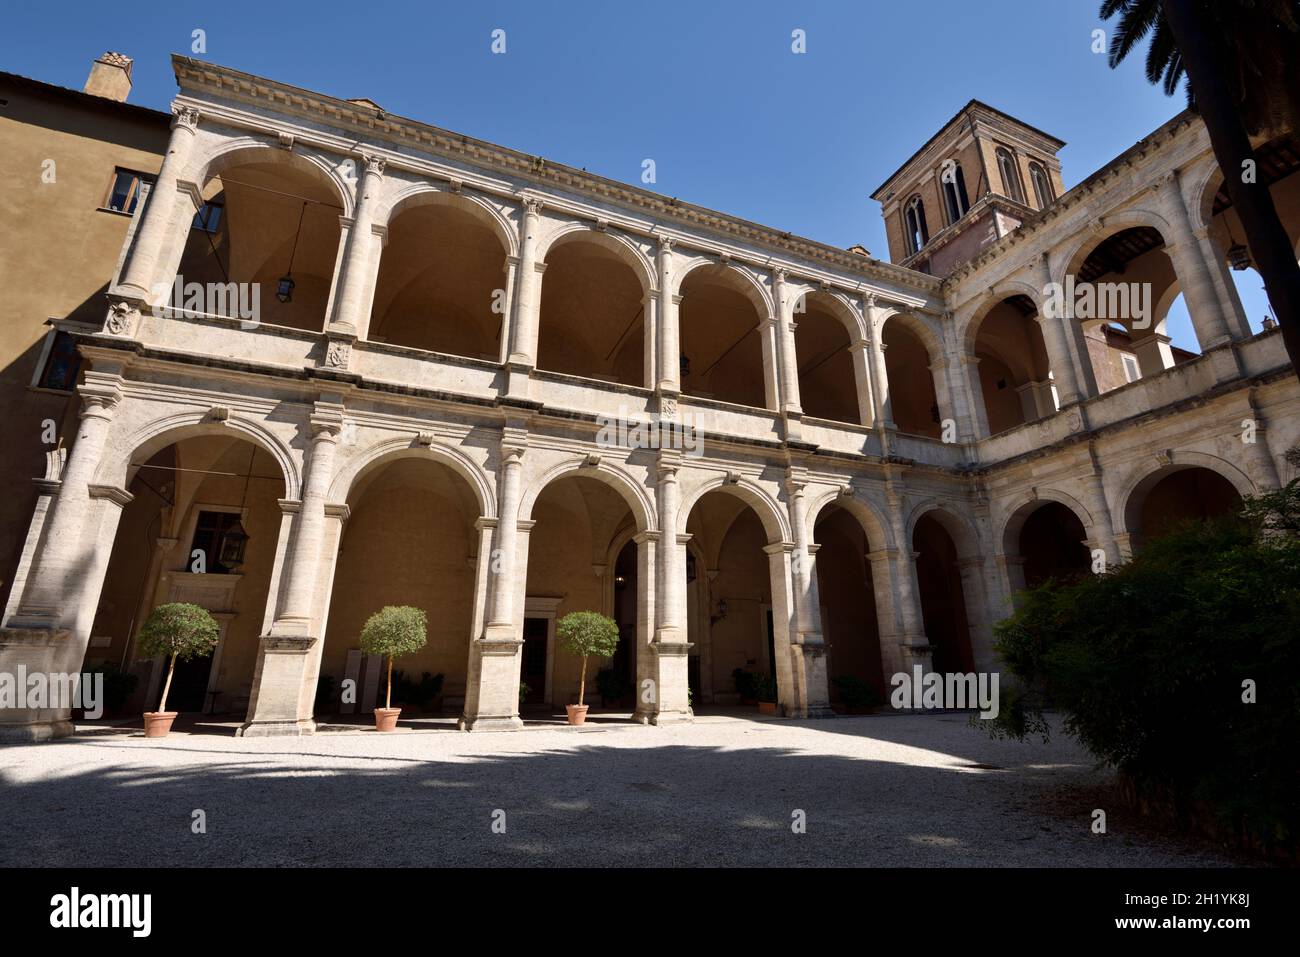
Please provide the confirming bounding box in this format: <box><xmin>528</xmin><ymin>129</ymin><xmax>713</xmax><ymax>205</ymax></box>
<box><xmin>0</xmin><ymin>710</ymin><xmax>1245</xmax><ymax>867</ymax></box>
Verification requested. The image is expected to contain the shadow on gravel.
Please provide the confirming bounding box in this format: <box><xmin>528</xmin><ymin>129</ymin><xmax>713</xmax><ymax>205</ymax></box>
<box><xmin>0</xmin><ymin>728</ymin><xmax>1242</xmax><ymax>868</ymax></box>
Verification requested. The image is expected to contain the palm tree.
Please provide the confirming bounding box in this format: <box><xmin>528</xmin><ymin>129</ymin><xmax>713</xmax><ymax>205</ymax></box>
<box><xmin>1101</xmin><ymin>0</ymin><xmax>1300</xmax><ymax>380</ymax></box>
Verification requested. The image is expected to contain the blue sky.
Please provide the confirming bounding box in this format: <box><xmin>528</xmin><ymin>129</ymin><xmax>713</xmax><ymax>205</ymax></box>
<box><xmin>1</xmin><ymin>0</ymin><xmax>1272</xmax><ymax>350</ymax></box>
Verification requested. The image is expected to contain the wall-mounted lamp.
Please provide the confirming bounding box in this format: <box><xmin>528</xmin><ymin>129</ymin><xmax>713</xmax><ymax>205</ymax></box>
<box><xmin>710</xmin><ymin>598</ymin><xmax>728</xmax><ymax>625</ymax></box>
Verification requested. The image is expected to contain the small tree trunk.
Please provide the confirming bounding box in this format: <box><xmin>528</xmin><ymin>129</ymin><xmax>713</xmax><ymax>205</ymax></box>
<box><xmin>386</xmin><ymin>655</ymin><xmax>393</xmax><ymax>710</ymax></box>
<box><xmin>1163</xmin><ymin>0</ymin><xmax>1300</xmax><ymax>383</ymax></box>
<box><xmin>158</xmin><ymin>652</ymin><xmax>178</xmax><ymax>713</ymax></box>
<box><xmin>578</xmin><ymin>655</ymin><xmax>587</xmax><ymax>707</ymax></box>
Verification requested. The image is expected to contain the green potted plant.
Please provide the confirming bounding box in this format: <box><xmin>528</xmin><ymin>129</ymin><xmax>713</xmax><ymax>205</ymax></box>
<box><xmin>833</xmin><ymin>675</ymin><xmax>883</xmax><ymax>715</ymax></box>
<box><xmin>556</xmin><ymin>611</ymin><xmax>619</xmax><ymax>725</ymax></box>
<box><xmin>358</xmin><ymin>605</ymin><xmax>428</xmax><ymax>731</ymax></box>
<box><xmin>136</xmin><ymin>602</ymin><xmax>220</xmax><ymax>737</ymax></box>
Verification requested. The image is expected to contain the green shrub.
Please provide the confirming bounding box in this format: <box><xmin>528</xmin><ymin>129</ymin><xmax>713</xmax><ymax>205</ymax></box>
<box><xmin>833</xmin><ymin>675</ymin><xmax>882</xmax><ymax>710</ymax></box>
<box><xmin>359</xmin><ymin>606</ymin><xmax>428</xmax><ymax>710</ymax></box>
<box><xmin>556</xmin><ymin>611</ymin><xmax>619</xmax><ymax>707</ymax></box>
<box><xmin>137</xmin><ymin>602</ymin><xmax>219</xmax><ymax>713</ymax></box>
<box><xmin>753</xmin><ymin>674</ymin><xmax>778</xmax><ymax>704</ymax></box>
<box><xmin>984</xmin><ymin>481</ymin><xmax>1300</xmax><ymax>852</ymax></box>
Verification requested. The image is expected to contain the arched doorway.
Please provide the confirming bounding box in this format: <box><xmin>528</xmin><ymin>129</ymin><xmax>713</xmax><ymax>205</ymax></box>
<box><xmin>1017</xmin><ymin>501</ymin><xmax>1090</xmax><ymax>588</ymax></box>
<box><xmin>1129</xmin><ymin>466</ymin><xmax>1243</xmax><ymax>547</ymax></box>
<box><xmin>320</xmin><ymin>455</ymin><xmax>483</xmax><ymax>722</ymax></box>
<box><xmin>813</xmin><ymin>503</ymin><xmax>885</xmax><ymax>705</ymax></box>
<box><xmin>912</xmin><ymin>513</ymin><xmax>976</xmax><ymax>675</ymax></box>
<box><xmin>87</xmin><ymin>433</ymin><xmax>286</xmax><ymax>719</ymax></box>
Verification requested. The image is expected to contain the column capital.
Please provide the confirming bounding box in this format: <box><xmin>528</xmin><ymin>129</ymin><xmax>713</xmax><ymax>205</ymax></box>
<box><xmin>359</xmin><ymin>152</ymin><xmax>387</xmax><ymax>178</ymax></box>
<box><xmin>170</xmin><ymin>105</ymin><xmax>201</xmax><ymax>131</ymax></box>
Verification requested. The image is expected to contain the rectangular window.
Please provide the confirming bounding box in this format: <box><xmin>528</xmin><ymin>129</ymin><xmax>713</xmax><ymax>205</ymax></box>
<box><xmin>35</xmin><ymin>330</ymin><xmax>82</xmax><ymax>392</ymax></box>
<box><xmin>104</xmin><ymin>168</ymin><xmax>153</xmax><ymax>215</ymax></box>
<box><xmin>193</xmin><ymin>201</ymin><xmax>223</xmax><ymax>232</ymax></box>
<box><xmin>1121</xmin><ymin>353</ymin><xmax>1141</xmax><ymax>383</ymax></box>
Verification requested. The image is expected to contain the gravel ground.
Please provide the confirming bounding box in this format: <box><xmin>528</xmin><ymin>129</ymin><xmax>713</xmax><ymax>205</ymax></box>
<box><xmin>0</xmin><ymin>710</ymin><xmax>1245</xmax><ymax>867</ymax></box>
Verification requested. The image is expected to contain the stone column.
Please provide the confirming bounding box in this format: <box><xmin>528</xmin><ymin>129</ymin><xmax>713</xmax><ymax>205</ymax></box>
<box><xmin>461</xmin><ymin>440</ymin><xmax>526</xmax><ymax>729</ymax></box>
<box><xmin>631</xmin><ymin>531</ymin><xmax>666</xmax><ymax>723</ymax></box>
<box><xmin>1037</xmin><ymin>253</ymin><xmax>1093</xmax><ymax>405</ymax></box>
<box><xmin>773</xmin><ymin>269</ymin><xmax>802</xmax><ymax>415</ymax></box>
<box><xmin>757</xmin><ymin>313</ymin><xmax>783</xmax><ymax>412</ymax></box>
<box><xmin>847</xmin><ymin>337</ymin><xmax>876</xmax><ymax>427</ymax></box>
<box><xmin>1242</xmin><ymin>393</ymin><xmax>1281</xmax><ymax>489</ymax></box>
<box><xmin>1157</xmin><ymin>171</ymin><xmax>1234</xmax><ymax>351</ymax></box>
<box><xmin>785</xmin><ymin>476</ymin><xmax>832</xmax><ymax>718</ymax></box>
<box><xmin>884</xmin><ymin>486</ymin><xmax>932</xmax><ymax>674</ymax></box>
<box><xmin>643</xmin><ymin>455</ymin><xmax>692</xmax><ymax>723</ymax></box>
<box><xmin>9</xmin><ymin>373</ymin><xmax>124</xmax><ymax>628</ymax></box>
<box><xmin>116</xmin><ymin>106</ymin><xmax>201</xmax><ymax>301</ymax></box>
<box><xmin>656</xmin><ymin>237</ymin><xmax>679</xmax><ymax>394</ymax></box>
<box><xmin>864</xmin><ymin>300</ymin><xmax>897</xmax><ymax>430</ymax></box>
<box><xmin>239</xmin><ymin>405</ymin><xmax>343</xmax><ymax>737</ymax></box>
<box><xmin>508</xmin><ymin>198</ymin><xmax>543</xmax><ymax>367</ymax></box>
<box><xmin>1131</xmin><ymin>332</ymin><xmax>1176</xmax><ymax>377</ymax></box>
<box><xmin>764</xmin><ymin>542</ymin><xmax>802</xmax><ymax>716</ymax></box>
<box><xmin>1194</xmin><ymin>226</ymin><xmax>1253</xmax><ymax>341</ymax></box>
<box><xmin>328</xmin><ymin>153</ymin><xmax>386</xmax><ymax>339</ymax></box>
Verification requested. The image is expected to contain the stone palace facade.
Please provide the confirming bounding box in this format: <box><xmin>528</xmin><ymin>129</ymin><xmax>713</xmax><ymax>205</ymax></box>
<box><xmin>1</xmin><ymin>55</ymin><xmax>1296</xmax><ymax>740</ymax></box>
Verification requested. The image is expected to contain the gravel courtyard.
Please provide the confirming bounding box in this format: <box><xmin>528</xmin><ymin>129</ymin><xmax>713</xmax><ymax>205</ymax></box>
<box><xmin>0</xmin><ymin>711</ymin><xmax>1241</xmax><ymax>867</ymax></box>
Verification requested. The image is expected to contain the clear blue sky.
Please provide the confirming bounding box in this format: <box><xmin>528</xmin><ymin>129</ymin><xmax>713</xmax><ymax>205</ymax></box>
<box><xmin>1</xmin><ymin>0</ymin><xmax>1272</xmax><ymax>350</ymax></box>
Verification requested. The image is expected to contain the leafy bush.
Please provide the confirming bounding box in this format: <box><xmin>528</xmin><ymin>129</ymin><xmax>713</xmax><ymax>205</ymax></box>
<box><xmin>833</xmin><ymin>675</ymin><xmax>882</xmax><ymax>711</ymax></box>
<box><xmin>85</xmin><ymin>662</ymin><xmax>139</xmax><ymax>714</ymax></box>
<box><xmin>985</xmin><ymin>480</ymin><xmax>1300</xmax><ymax>852</ymax></box>
<box><xmin>137</xmin><ymin>602</ymin><xmax>220</xmax><ymax>713</ymax></box>
<box><xmin>392</xmin><ymin>670</ymin><xmax>445</xmax><ymax>710</ymax></box>
<box><xmin>519</xmin><ymin>682</ymin><xmax>531</xmax><ymax>704</ymax></box>
<box><xmin>753</xmin><ymin>674</ymin><xmax>778</xmax><ymax>704</ymax></box>
<box><xmin>556</xmin><ymin>611</ymin><xmax>619</xmax><ymax>707</ymax></box>
<box><xmin>359</xmin><ymin>606</ymin><xmax>428</xmax><ymax>710</ymax></box>
<box><xmin>596</xmin><ymin>668</ymin><xmax>629</xmax><ymax>705</ymax></box>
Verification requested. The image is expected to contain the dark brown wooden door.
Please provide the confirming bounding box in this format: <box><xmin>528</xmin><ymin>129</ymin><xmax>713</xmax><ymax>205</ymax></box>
<box><xmin>520</xmin><ymin>617</ymin><xmax>548</xmax><ymax>704</ymax></box>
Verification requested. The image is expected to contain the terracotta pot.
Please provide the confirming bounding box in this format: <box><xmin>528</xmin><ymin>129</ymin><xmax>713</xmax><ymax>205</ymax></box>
<box><xmin>758</xmin><ymin>701</ymin><xmax>777</xmax><ymax>715</ymax></box>
<box><xmin>143</xmin><ymin>712</ymin><xmax>177</xmax><ymax>738</ymax></box>
<box><xmin>566</xmin><ymin>704</ymin><xmax>590</xmax><ymax>726</ymax></box>
<box><xmin>374</xmin><ymin>707</ymin><xmax>401</xmax><ymax>732</ymax></box>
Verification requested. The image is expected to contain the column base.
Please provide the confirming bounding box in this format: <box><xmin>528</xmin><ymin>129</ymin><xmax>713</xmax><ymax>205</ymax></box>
<box><xmin>632</xmin><ymin>707</ymin><xmax>694</xmax><ymax>726</ymax></box>
<box><xmin>458</xmin><ymin>714</ymin><xmax>524</xmax><ymax>732</ymax></box>
<box><xmin>784</xmin><ymin>704</ymin><xmax>837</xmax><ymax>720</ymax></box>
<box><xmin>0</xmin><ymin>718</ymin><xmax>75</xmax><ymax>743</ymax></box>
<box><xmin>236</xmin><ymin>717</ymin><xmax>316</xmax><ymax>737</ymax></box>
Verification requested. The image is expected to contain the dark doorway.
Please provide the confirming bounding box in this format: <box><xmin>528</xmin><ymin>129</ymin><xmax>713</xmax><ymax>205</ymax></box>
<box><xmin>1019</xmin><ymin>502</ymin><xmax>1090</xmax><ymax>587</ymax></box>
<box><xmin>520</xmin><ymin>617</ymin><xmax>548</xmax><ymax>705</ymax></box>
<box><xmin>166</xmin><ymin>653</ymin><xmax>215</xmax><ymax>713</ymax></box>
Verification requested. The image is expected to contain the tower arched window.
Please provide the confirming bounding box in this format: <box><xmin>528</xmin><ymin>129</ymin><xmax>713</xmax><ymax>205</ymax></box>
<box><xmin>996</xmin><ymin>147</ymin><xmax>1025</xmax><ymax>204</ymax></box>
<box><xmin>941</xmin><ymin>162</ymin><xmax>970</xmax><ymax>224</ymax></box>
<box><xmin>1029</xmin><ymin>161</ymin><xmax>1054</xmax><ymax>209</ymax></box>
<box><xmin>904</xmin><ymin>195</ymin><xmax>929</xmax><ymax>255</ymax></box>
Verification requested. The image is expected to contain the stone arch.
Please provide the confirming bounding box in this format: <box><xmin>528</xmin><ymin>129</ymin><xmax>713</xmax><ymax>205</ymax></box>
<box><xmin>1058</xmin><ymin>208</ymin><xmax>1175</xmax><ymax>283</ymax></box>
<box><xmin>328</xmin><ymin>436</ymin><xmax>494</xmax><ymax>518</ymax></box>
<box><xmin>806</xmin><ymin>487</ymin><xmax>893</xmax><ymax>551</ymax></box>
<box><xmin>379</xmin><ymin>183</ymin><xmax>518</xmax><ymax>258</ymax></box>
<box><xmin>1117</xmin><ymin>451</ymin><xmax>1255</xmax><ymax>537</ymax></box>
<box><xmin>677</xmin><ymin>475</ymin><xmax>790</xmax><ymax>544</ymax></box>
<box><xmin>539</xmin><ymin>223</ymin><xmax>656</xmax><ymax>294</ymax></box>
<box><xmin>187</xmin><ymin>138</ymin><xmax>353</xmax><ymax>217</ymax></box>
<box><xmin>905</xmin><ymin>500</ymin><xmax>982</xmax><ymax>558</ymax></box>
<box><xmin>102</xmin><ymin>411</ymin><xmax>300</xmax><ymax>499</ymax></box>
<box><xmin>795</xmin><ymin>287</ymin><xmax>867</xmax><ymax>341</ymax></box>
<box><xmin>673</xmin><ymin>257</ymin><xmax>774</xmax><ymax>318</ymax></box>
<box><xmin>960</xmin><ymin>280</ymin><xmax>1043</xmax><ymax>357</ymax></box>
<box><xmin>519</xmin><ymin>457</ymin><xmax>656</xmax><ymax>533</ymax></box>
<box><xmin>998</xmin><ymin>488</ymin><xmax>1094</xmax><ymax>556</ymax></box>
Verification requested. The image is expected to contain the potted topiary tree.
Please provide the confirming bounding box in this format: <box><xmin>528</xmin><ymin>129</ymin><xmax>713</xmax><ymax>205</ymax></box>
<box><xmin>137</xmin><ymin>602</ymin><xmax>220</xmax><ymax>738</ymax></box>
<box><xmin>358</xmin><ymin>605</ymin><xmax>427</xmax><ymax>731</ymax></box>
<box><xmin>555</xmin><ymin>611</ymin><xmax>619</xmax><ymax>725</ymax></box>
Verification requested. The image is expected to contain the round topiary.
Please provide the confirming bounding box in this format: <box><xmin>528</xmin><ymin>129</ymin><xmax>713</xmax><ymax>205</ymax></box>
<box><xmin>359</xmin><ymin>605</ymin><xmax>428</xmax><ymax>710</ymax></box>
<box><xmin>556</xmin><ymin>611</ymin><xmax>620</xmax><ymax>707</ymax></box>
<box><xmin>137</xmin><ymin>602</ymin><xmax>220</xmax><ymax>713</ymax></box>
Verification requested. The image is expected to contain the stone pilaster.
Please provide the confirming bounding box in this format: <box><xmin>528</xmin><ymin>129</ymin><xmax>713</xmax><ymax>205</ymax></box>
<box><xmin>655</xmin><ymin>237</ymin><xmax>678</xmax><ymax>394</ymax></box>
<box><xmin>328</xmin><ymin>152</ymin><xmax>386</xmax><ymax>339</ymax></box>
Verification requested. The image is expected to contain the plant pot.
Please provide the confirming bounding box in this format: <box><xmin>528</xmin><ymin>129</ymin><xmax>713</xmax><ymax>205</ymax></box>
<box><xmin>374</xmin><ymin>707</ymin><xmax>401</xmax><ymax>732</ymax></box>
<box><xmin>758</xmin><ymin>701</ymin><xmax>777</xmax><ymax>715</ymax></box>
<box><xmin>143</xmin><ymin>711</ymin><xmax>177</xmax><ymax>738</ymax></box>
<box><xmin>566</xmin><ymin>704</ymin><xmax>590</xmax><ymax>726</ymax></box>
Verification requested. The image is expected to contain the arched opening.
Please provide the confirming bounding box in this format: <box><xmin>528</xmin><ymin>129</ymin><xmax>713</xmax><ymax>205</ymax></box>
<box><xmin>684</xmin><ymin>489</ymin><xmax>783</xmax><ymax>708</ymax></box>
<box><xmin>1069</xmin><ymin>226</ymin><xmax>1193</xmax><ymax>392</ymax></box>
<box><xmin>1128</xmin><ymin>466</ymin><xmax>1243</xmax><ymax>549</ymax></box>
<box><xmin>882</xmin><ymin>317</ymin><xmax>941</xmax><ymax>438</ymax></box>
<box><xmin>523</xmin><ymin>474</ymin><xmax>644</xmax><ymax>713</ymax></box>
<box><xmin>795</xmin><ymin>291</ymin><xmax>862</xmax><ymax>425</ymax></box>
<box><xmin>912</xmin><ymin>513</ymin><xmax>975</xmax><ymax>676</ymax></box>
<box><xmin>87</xmin><ymin>433</ymin><xmax>286</xmax><ymax>720</ymax></box>
<box><xmin>813</xmin><ymin>503</ymin><xmax>885</xmax><ymax>707</ymax></box>
<box><xmin>971</xmin><ymin>295</ymin><xmax>1054</xmax><ymax>434</ymax></box>
<box><xmin>175</xmin><ymin>153</ymin><xmax>344</xmax><ymax>332</ymax></box>
<box><xmin>1017</xmin><ymin>501</ymin><xmax>1090</xmax><ymax>588</ymax></box>
<box><xmin>369</xmin><ymin>199</ymin><xmax>508</xmax><ymax>358</ymax></box>
<box><xmin>320</xmin><ymin>455</ymin><xmax>483</xmax><ymax>722</ymax></box>
<box><xmin>678</xmin><ymin>264</ymin><xmax>767</xmax><ymax>409</ymax></box>
<box><xmin>537</xmin><ymin>237</ymin><xmax>646</xmax><ymax>386</ymax></box>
